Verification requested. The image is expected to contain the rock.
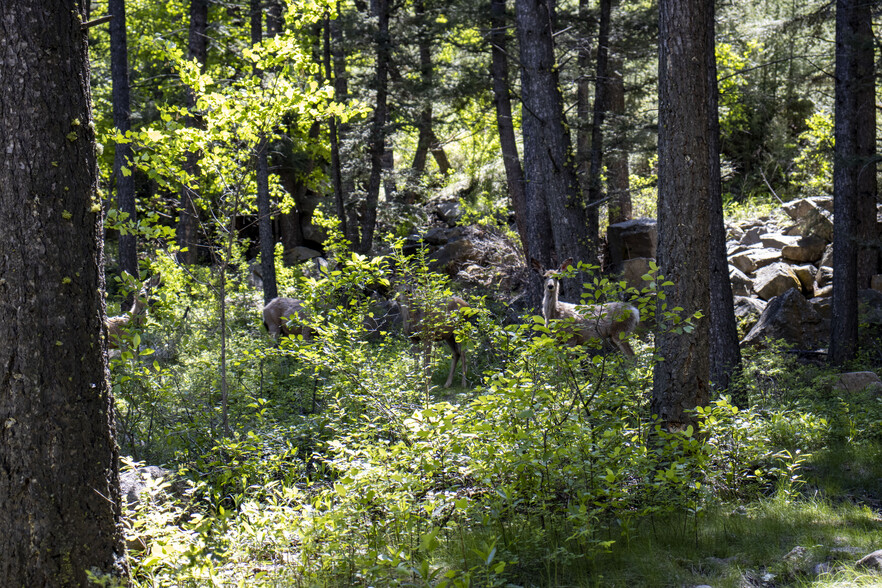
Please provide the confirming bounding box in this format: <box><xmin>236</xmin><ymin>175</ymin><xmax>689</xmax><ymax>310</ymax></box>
<box><xmin>833</xmin><ymin>372</ymin><xmax>882</xmax><ymax>394</ymax></box>
<box><xmin>742</xmin><ymin>288</ymin><xmax>828</xmax><ymax>349</ymax></box>
<box><xmin>782</xmin><ymin>235</ymin><xmax>827</xmax><ymax>263</ymax></box>
<box><xmin>816</xmin><ymin>265</ymin><xmax>833</xmax><ymax>288</ymax></box>
<box><xmin>819</xmin><ymin>244</ymin><xmax>834</xmax><ymax>268</ymax></box>
<box><xmin>729</xmin><ymin>247</ymin><xmax>780</xmax><ymax>274</ymax></box>
<box><xmin>740</xmin><ymin>226</ymin><xmax>764</xmax><ymax>246</ymax></box>
<box><xmin>727</xmin><ymin>223</ymin><xmax>744</xmax><ymax>241</ymax></box>
<box><xmin>734</xmin><ymin>296</ymin><xmax>767</xmax><ymax>333</ymax></box>
<box><xmin>809</xmin><ymin>296</ymin><xmax>832</xmax><ymax>321</ymax></box>
<box><xmin>283</xmin><ymin>245</ymin><xmax>323</xmax><ymax>264</ymax></box>
<box><xmin>856</xmin><ymin>549</ymin><xmax>882</xmax><ymax>572</ymax></box>
<box><xmin>754</xmin><ymin>262</ymin><xmax>801</xmax><ymax>301</ymax></box>
<box><xmin>801</xmin><ymin>200</ymin><xmax>834</xmax><ymax>242</ymax></box>
<box><xmin>730</xmin><ymin>266</ymin><xmax>754</xmax><ymax>297</ymax></box>
<box><xmin>422</xmin><ymin>226</ymin><xmax>454</xmax><ymax>245</ymax></box>
<box><xmin>760</xmin><ymin>232</ymin><xmax>799</xmax><ymax>249</ymax></box>
<box><xmin>607</xmin><ymin>218</ymin><xmax>657</xmax><ymax>272</ymax></box>
<box><xmin>429</xmin><ymin>238</ymin><xmax>478</xmax><ymax>275</ymax></box>
<box><xmin>621</xmin><ymin>257</ymin><xmax>654</xmax><ymax>291</ymax></box>
<box><xmin>792</xmin><ymin>264</ymin><xmax>818</xmax><ymax>296</ymax></box>
<box><xmin>119</xmin><ymin>465</ymin><xmax>185</xmax><ymax>509</ymax></box>
<box><xmin>435</xmin><ymin>200</ymin><xmax>462</xmax><ymax>227</ymax></box>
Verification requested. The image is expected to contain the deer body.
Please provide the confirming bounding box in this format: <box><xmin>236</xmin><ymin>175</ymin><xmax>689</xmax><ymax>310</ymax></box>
<box><xmin>398</xmin><ymin>291</ymin><xmax>469</xmax><ymax>388</ymax></box>
<box><xmin>106</xmin><ymin>274</ymin><xmax>161</xmax><ymax>349</ymax></box>
<box><xmin>262</xmin><ymin>297</ymin><xmax>313</xmax><ymax>341</ymax></box>
<box><xmin>538</xmin><ymin>260</ymin><xmax>639</xmax><ymax>356</ymax></box>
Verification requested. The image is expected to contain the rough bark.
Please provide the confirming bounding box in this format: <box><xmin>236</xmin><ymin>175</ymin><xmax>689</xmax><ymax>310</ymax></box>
<box><xmin>110</xmin><ymin>0</ymin><xmax>138</xmax><ymax>281</ymax></box>
<box><xmin>325</xmin><ymin>11</ymin><xmax>349</xmax><ymax>244</ymax></box>
<box><xmin>252</xmin><ymin>0</ymin><xmax>279</xmax><ymax>304</ymax></box>
<box><xmin>359</xmin><ymin>0</ymin><xmax>390</xmax><ymax>253</ymax></box>
<box><xmin>606</xmin><ymin>56</ymin><xmax>632</xmax><ymax>225</ymax></box>
<box><xmin>830</xmin><ymin>0</ymin><xmax>877</xmax><ymax>364</ymax></box>
<box><xmin>706</xmin><ymin>1</ymin><xmax>742</xmax><ymax>403</ymax></box>
<box><xmin>515</xmin><ymin>0</ymin><xmax>592</xmax><ymax>285</ymax></box>
<box><xmin>652</xmin><ymin>0</ymin><xmax>711</xmax><ymax>431</ymax></box>
<box><xmin>0</xmin><ymin>2</ymin><xmax>129</xmax><ymax>584</ymax></box>
<box><xmin>177</xmin><ymin>0</ymin><xmax>209</xmax><ymax>265</ymax></box>
<box><xmin>490</xmin><ymin>0</ymin><xmax>529</xmax><ymax>260</ymax></box>
<box><xmin>585</xmin><ymin>0</ymin><xmax>613</xmax><ymax>260</ymax></box>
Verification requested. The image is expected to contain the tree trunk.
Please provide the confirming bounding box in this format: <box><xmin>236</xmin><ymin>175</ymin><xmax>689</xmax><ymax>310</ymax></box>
<box><xmin>359</xmin><ymin>0</ymin><xmax>390</xmax><ymax>253</ymax></box>
<box><xmin>0</xmin><ymin>3</ymin><xmax>129</xmax><ymax>584</ymax></box>
<box><xmin>177</xmin><ymin>0</ymin><xmax>209</xmax><ymax>265</ymax></box>
<box><xmin>830</xmin><ymin>0</ymin><xmax>876</xmax><ymax>364</ymax></box>
<box><xmin>586</xmin><ymin>0</ymin><xmax>613</xmax><ymax>260</ymax></box>
<box><xmin>110</xmin><ymin>0</ymin><xmax>138</xmax><ymax>281</ymax></box>
<box><xmin>490</xmin><ymin>0</ymin><xmax>529</xmax><ymax>260</ymax></box>
<box><xmin>325</xmin><ymin>11</ymin><xmax>349</xmax><ymax>243</ymax></box>
<box><xmin>515</xmin><ymin>0</ymin><xmax>592</xmax><ymax>284</ymax></box>
<box><xmin>706</xmin><ymin>1</ymin><xmax>742</xmax><ymax>403</ymax></box>
<box><xmin>252</xmin><ymin>0</ymin><xmax>279</xmax><ymax>304</ymax></box>
<box><xmin>606</xmin><ymin>56</ymin><xmax>632</xmax><ymax>225</ymax></box>
<box><xmin>652</xmin><ymin>0</ymin><xmax>711</xmax><ymax>432</ymax></box>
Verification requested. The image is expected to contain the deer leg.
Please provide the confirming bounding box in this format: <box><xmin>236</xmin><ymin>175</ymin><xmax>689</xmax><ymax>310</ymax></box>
<box><xmin>613</xmin><ymin>337</ymin><xmax>635</xmax><ymax>357</ymax></box>
<box><xmin>443</xmin><ymin>337</ymin><xmax>465</xmax><ymax>388</ymax></box>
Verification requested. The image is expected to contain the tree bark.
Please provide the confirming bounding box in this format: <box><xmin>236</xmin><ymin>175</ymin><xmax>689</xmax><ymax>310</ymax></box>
<box><xmin>490</xmin><ymin>0</ymin><xmax>529</xmax><ymax>260</ymax></box>
<box><xmin>585</xmin><ymin>0</ymin><xmax>613</xmax><ymax>260</ymax></box>
<box><xmin>652</xmin><ymin>0</ymin><xmax>711</xmax><ymax>432</ymax></box>
<box><xmin>0</xmin><ymin>3</ymin><xmax>129</xmax><ymax>584</ymax></box>
<box><xmin>252</xmin><ymin>0</ymin><xmax>279</xmax><ymax>304</ymax></box>
<box><xmin>606</xmin><ymin>56</ymin><xmax>632</xmax><ymax>225</ymax></box>
<box><xmin>515</xmin><ymin>0</ymin><xmax>592</xmax><ymax>284</ymax></box>
<box><xmin>359</xmin><ymin>0</ymin><xmax>390</xmax><ymax>253</ymax></box>
<box><xmin>706</xmin><ymin>1</ymin><xmax>742</xmax><ymax>403</ymax></box>
<box><xmin>110</xmin><ymin>0</ymin><xmax>138</xmax><ymax>281</ymax></box>
<box><xmin>830</xmin><ymin>0</ymin><xmax>877</xmax><ymax>364</ymax></box>
<box><xmin>177</xmin><ymin>0</ymin><xmax>209</xmax><ymax>265</ymax></box>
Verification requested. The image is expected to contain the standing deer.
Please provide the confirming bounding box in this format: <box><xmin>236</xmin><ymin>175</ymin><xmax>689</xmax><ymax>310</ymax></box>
<box><xmin>106</xmin><ymin>274</ymin><xmax>162</xmax><ymax>349</ymax></box>
<box><xmin>533</xmin><ymin>258</ymin><xmax>639</xmax><ymax>356</ymax></box>
<box><xmin>397</xmin><ymin>286</ymin><xmax>470</xmax><ymax>388</ymax></box>
<box><xmin>262</xmin><ymin>297</ymin><xmax>314</xmax><ymax>341</ymax></box>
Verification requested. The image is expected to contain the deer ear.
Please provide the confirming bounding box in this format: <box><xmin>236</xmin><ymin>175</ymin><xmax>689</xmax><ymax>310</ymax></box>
<box><xmin>530</xmin><ymin>258</ymin><xmax>543</xmax><ymax>272</ymax></box>
<box><xmin>560</xmin><ymin>258</ymin><xmax>575</xmax><ymax>272</ymax></box>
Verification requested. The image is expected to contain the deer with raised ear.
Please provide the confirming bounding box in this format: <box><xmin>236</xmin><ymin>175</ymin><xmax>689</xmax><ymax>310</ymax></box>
<box><xmin>396</xmin><ymin>284</ymin><xmax>470</xmax><ymax>388</ymax></box>
<box><xmin>532</xmin><ymin>258</ymin><xmax>639</xmax><ymax>356</ymax></box>
<box><xmin>106</xmin><ymin>273</ymin><xmax>162</xmax><ymax>349</ymax></box>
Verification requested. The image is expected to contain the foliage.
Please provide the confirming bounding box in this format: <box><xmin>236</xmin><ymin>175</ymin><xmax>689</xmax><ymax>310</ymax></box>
<box><xmin>791</xmin><ymin>111</ymin><xmax>834</xmax><ymax>197</ymax></box>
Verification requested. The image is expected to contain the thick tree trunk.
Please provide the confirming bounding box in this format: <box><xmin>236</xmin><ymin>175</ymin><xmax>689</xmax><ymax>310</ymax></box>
<box><xmin>490</xmin><ymin>0</ymin><xmax>529</xmax><ymax>260</ymax></box>
<box><xmin>830</xmin><ymin>0</ymin><xmax>877</xmax><ymax>364</ymax></box>
<box><xmin>515</xmin><ymin>0</ymin><xmax>592</xmax><ymax>284</ymax></box>
<box><xmin>606</xmin><ymin>56</ymin><xmax>632</xmax><ymax>225</ymax></box>
<box><xmin>110</xmin><ymin>0</ymin><xmax>138</xmax><ymax>281</ymax></box>
<box><xmin>177</xmin><ymin>0</ymin><xmax>209</xmax><ymax>265</ymax></box>
<box><xmin>252</xmin><ymin>0</ymin><xmax>279</xmax><ymax>304</ymax></box>
<box><xmin>359</xmin><ymin>0</ymin><xmax>390</xmax><ymax>253</ymax></box>
<box><xmin>0</xmin><ymin>3</ymin><xmax>129</xmax><ymax>584</ymax></box>
<box><xmin>706</xmin><ymin>2</ymin><xmax>742</xmax><ymax>403</ymax></box>
<box><xmin>652</xmin><ymin>0</ymin><xmax>711</xmax><ymax>432</ymax></box>
<box><xmin>586</xmin><ymin>0</ymin><xmax>613</xmax><ymax>260</ymax></box>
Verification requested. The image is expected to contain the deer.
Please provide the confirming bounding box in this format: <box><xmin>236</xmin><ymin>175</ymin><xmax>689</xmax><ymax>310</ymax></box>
<box><xmin>106</xmin><ymin>273</ymin><xmax>162</xmax><ymax>349</ymax></box>
<box><xmin>396</xmin><ymin>285</ymin><xmax>470</xmax><ymax>388</ymax></box>
<box><xmin>532</xmin><ymin>258</ymin><xmax>640</xmax><ymax>357</ymax></box>
<box><xmin>262</xmin><ymin>297</ymin><xmax>314</xmax><ymax>341</ymax></box>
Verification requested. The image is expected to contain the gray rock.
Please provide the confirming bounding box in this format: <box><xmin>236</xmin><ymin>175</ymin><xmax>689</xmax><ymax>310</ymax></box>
<box><xmin>856</xmin><ymin>549</ymin><xmax>882</xmax><ymax>572</ymax></box>
<box><xmin>742</xmin><ymin>288</ymin><xmax>828</xmax><ymax>349</ymax></box>
<box><xmin>730</xmin><ymin>266</ymin><xmax>754</xmax><ymax>297</ymax></box>
<box><xmin>754</xmin><ymin>262</ymin><xmax>801</xmax><ymax>301</ymax></box>
<box><xmin>607</xmin><ymin>218</ymin><xmax>657</xmax><ymax>272</ymax></box>
<box><xmin>429</xmin><ymin>238</ymin><xmax>478</xmax><ymax>275</ymax></box>
<box><xmin>622</xmin><ymin>257</ymin><xmax>655</xmax><ymax>291</ymax></box>
<box><xmin>792</xmin><ymin>264</ymin><xmax>817</xmax><ymax>296</ymax></box>
<box><xmin>833</xmin><ymin>372</ymin><xmax>882</xmax><ymax>394</ymax></box>
<box><xmin>761</xmin><ymin>232</ymin><xmax>799</xmax><ymax>249</ymax></box>
<box><xmin>782</xmin><ymin>235</ymin><xmax>827</xmax><ymax>263</ymax></box>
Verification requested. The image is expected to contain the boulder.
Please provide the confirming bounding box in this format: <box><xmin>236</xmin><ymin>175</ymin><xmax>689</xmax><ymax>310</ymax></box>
<box><xmin>742</xmin><ymin>288</ymin><xmax>828</xmax><ymax>349</ymax></box>
<box><xmin>801</xmin><ymin>200</ymin><xmax>834</xmax><ymax>242</ymax></box>
<box><xmin>809</xmin><ymin>296</ymin><xmax>832</xmax><ymax>321</ymax></box>
<box><xmin>733</xmin><ymin>296</ymin><xmax>767</xmax><ymax>333</ymax></box>
<box><xmin>833</xmin><ymin>372</ymin><xmax>882</xmax><ymax>394</ymax></box>
<box><xmin>621</xmin><ymin>257</ymin><xmax>655</xmax><ymax>291</ymax></box>
<box><xmin>792</xmin><ymin>264</ymin><xmax>818</xmax><ymax>296</ymax></box>
<box><xmin>819</xmin><ymin>244</ymin><xmax>834</xmax><ymax>268</ymax></box>
<box><xmin>856</xmin><ymin>549</ymin><xmax>882</xmax><ymax>572</ymax></box>
<box><xmin>607</xmin><ymin>218</ymin><xmax>657</xmax><ymax>272</ymax></box>
<box><xmin>760</xmin><ymin>232</ymin><xmax>799</xmax><ymax>249</ymax></box>
<box><xmin>435</xmin><ymin>200</ymin><xmax>462</xmax><ymax>227</ymax></box>
<box><xmin>753</xmin><ymin>262</ymin><xmax>801</xmax><ymax>301</ymax></box>
<box><xmin>729</xmin><ymin>266</ymin><xmax>754</xmax><ymax>297</ymax></box>
<box><xmin>816</xmin><ymin>266</ymin><xmax>833</xmax><ymax>288</ymax></box>
<box><xmin>429</xmin><ymin>238</ymin><xmax>478</xmax><ymax>275</ymax></box>
<box><xmin>729</xmin><ymin>247</ymin><xmax>780</xmax><ymax>275</ymax></box>
<box><xmin>782</xmin><ymin>235</ymin><xmax>827</xmax><ymax>263</ymax></box>
<box><xmin>740</xmin><ymin>226</ymin><xmax>763</xmax><ymax>246</ymax></box>
<box><xmin>283</xmin><ymin>245</ymin><xmax>323</xmax><ymax>265</ymax></box>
